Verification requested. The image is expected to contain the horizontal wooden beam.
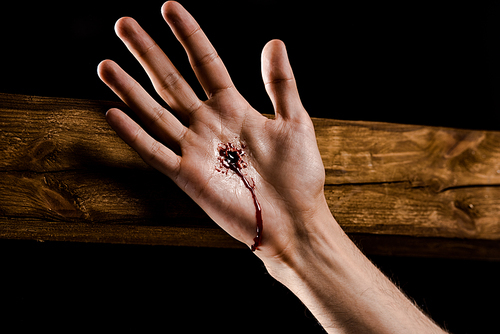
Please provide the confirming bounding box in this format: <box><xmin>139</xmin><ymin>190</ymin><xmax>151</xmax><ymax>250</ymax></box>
<box><xmin>1</xmin><ymin>93</ymin><xmax>500</xmax><ymax>259</ymax></box>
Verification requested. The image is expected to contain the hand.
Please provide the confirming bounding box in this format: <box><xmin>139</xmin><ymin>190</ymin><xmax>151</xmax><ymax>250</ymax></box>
<box><xmin>98</xmin><ymin>1</ymin><xmax>327</xmax><ymax>261</ymax></box>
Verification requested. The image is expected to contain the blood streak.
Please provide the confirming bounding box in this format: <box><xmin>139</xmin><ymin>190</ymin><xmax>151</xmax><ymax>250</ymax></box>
<box><xmin>218</xmin><ymin>143</ymin><xmax>262</xmax><ymax>251</ymax></box>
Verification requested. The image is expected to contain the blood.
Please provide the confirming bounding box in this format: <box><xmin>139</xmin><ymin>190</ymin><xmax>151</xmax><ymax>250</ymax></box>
<box><xmin>218</xmin><ymin>143</ymin><xmax>262</xmax><ymax>251</ymax></box>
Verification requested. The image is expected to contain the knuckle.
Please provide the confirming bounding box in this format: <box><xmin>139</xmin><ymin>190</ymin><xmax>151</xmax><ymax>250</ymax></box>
<box><xmin>129</xmin><ymin>126</ymin><xmax>143</xmax><ymax>146</ymax></box>
<box><xmin>184</xmin><ymin>99</ymin><xmax>203</xmax><ymax>117</ymax></box>
<box><xmin>148</xmin><ymin>105</ymin><xmax>165</xmax><ymax>127</ymax></box>
<box><xmin>182</xmin><ymin>25</ymin><xmax>202</xmax><ymax>41</ymax></box>
<box><xmin>192</xmin><ymin>49</ymin><xmax>220</xmax><ymax>69</ymax></box>
<box><xmin>158</xmin><ymin>71</ymin><xmax>183</xmax><ymax>93</ymax></box>
<box><xmin>264</xmin><ymin>77</ymin><xmax>294</xmax><ymax>88</ymax></box>
<box><xmin>147</xmin><ymin>139</ymin><xmax>163</xmax><ymax>162</ymax></box>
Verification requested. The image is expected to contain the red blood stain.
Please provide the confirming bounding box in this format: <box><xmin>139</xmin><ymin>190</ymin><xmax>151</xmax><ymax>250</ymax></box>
<box><xmin>218</xmin><ymin>142</ymin><xmax>262</xmax><ymax>251</ymax></box>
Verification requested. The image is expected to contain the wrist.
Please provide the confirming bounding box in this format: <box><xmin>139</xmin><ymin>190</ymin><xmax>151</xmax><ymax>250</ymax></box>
<box><xmin>259</xmin><ymin>198</ymin><xmax>446</xmax><ymax>334</ymax></box>
<box><xmin>260</xmin><ymin>197</ymin><xmax>344</xmax><ymax>286</ymax></box>
<box><xmin>260</xmin><ymin>202</ymin><xmax>357</xmax><ymax>331</ymax></box>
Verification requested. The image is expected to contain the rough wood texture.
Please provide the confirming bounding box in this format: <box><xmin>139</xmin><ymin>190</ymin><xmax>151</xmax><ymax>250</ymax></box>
<box><xmin>1</xmin><ymin>93</ymin><xmax>500</xmax><ymax>259</ymax></box>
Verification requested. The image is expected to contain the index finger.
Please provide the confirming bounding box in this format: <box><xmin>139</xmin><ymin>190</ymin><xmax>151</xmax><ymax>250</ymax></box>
<box><xmin>162</xmin><ymin>1</ymin><xmax>235</xmax><ymax>99</ymax></box>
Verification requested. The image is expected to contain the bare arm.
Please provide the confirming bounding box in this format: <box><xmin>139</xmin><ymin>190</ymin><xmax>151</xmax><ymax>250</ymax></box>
<box><xmin>263</xmin><ymin>206</ymin><xmax>446</xmax><ymax>333</ymax></box>
<box><xmin>97</xmin><ymin>2</ymin><xmax>446</xmax><ymax>333</ymax></box>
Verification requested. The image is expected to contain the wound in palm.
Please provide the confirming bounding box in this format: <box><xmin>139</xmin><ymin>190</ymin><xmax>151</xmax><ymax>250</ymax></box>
<box><xmin>218</xmin><ymin>142</ymin><xmax>262</xmax><ymax>251</ymax></box>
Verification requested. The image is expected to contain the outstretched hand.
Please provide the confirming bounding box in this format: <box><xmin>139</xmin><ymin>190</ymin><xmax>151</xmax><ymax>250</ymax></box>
<box><xmin>98</xmin><ymin>1</ymin><xmax>327</xmax><ymax>261</ymax></box>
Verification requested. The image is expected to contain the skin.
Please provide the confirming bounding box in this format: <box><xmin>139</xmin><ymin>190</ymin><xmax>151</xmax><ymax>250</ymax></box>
<box><xmin>98</xmin><ymin>2</ymin><xmax>448</xmax><ymax>333</ymax></box>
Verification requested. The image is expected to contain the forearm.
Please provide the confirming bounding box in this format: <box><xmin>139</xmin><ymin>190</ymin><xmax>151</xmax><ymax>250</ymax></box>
<box><xmin>262</xmin><ymin>200</ymin><xmax>446</xmax><ymax>334</ymax></box>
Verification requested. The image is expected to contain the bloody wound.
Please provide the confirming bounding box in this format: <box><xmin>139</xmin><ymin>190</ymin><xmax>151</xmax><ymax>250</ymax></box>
<box><xmin>218</xmin><ymin>143</ymin><xmax>263</xmax><ymax>251</ymax></box>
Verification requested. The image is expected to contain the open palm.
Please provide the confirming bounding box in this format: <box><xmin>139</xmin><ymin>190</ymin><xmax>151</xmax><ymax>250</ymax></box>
<box><xmin>98</xmin><ymin>1</ymin><xmax>326</xmax><ymax>259</ymax></box>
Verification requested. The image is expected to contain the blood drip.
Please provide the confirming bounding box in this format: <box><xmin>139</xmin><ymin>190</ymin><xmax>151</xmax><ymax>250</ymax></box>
<box><xmin>218</xmin><ymin>143</ymin><xmax>262</xmax><ymax>251</ymax></box>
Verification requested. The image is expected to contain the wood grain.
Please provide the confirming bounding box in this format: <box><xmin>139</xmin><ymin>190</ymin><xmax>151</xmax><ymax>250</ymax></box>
<box><xmin>1</xmin><ymin>93</ymin><xmax>500</xmax><ymax>259</ymax></box>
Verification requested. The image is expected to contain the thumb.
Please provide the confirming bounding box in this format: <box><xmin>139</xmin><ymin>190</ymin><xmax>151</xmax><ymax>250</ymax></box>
<box><xmin>261</xmin><ymin>39</ymin><xmax>303</xmax><ymax>119</ymax></box>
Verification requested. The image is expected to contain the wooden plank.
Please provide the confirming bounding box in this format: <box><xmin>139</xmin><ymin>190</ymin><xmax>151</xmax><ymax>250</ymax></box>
<box><xmin>317</xmin><ymin>118</ymin><xmax>500</xmax><ymax>190</ymax></box>
<box><xmin>327</xmin><ymin>183</ymin><xmax>500</xmax><ymax>239</ymax></box>
<box><xmin>1</xmin><ymin>93</ymin><xmax>500</xmax><ymax>259</ymax></box>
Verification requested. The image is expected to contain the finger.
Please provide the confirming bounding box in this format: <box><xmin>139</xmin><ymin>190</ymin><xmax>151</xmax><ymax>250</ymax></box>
<box><xmin>105</xmin><ymin>108</ymin><xmax>181</xmax><ymax>179</ymax></box>
<box><xmin>261</xmin><ymin>39</ymin><xmax>304</xmax><ymax>120</ymax></box>
<box><xmin>114</xmin><ymin>16</ymin><xmax>203</xmax><ymax>119</ymax></box>
<box><xmin>162</xmin><ymin>1</ymin><xmax>234</xmax><ymax>99</ymax></box>
<box><xmin>98</xmin><ymin>59</ymin><xmax>186</xmax><ymax>149</ymax></box>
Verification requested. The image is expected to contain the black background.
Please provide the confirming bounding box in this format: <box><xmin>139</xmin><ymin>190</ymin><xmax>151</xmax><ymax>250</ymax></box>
<box><xmin>2</xmin><ymin>1</ymin><xmax>500</xmax><ymax>332</ymax></box>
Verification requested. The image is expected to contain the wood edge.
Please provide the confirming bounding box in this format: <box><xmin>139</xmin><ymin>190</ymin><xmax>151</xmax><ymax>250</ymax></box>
<box><xmin>1</xmin><ymin>217</ymin><xmax>499</xmax><ymax>260</ymax></box>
